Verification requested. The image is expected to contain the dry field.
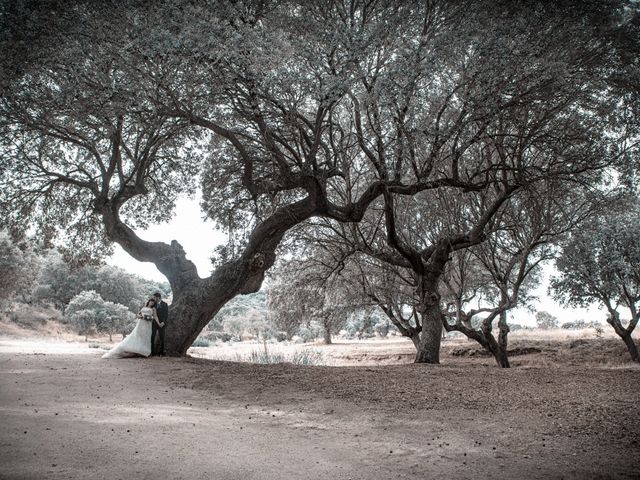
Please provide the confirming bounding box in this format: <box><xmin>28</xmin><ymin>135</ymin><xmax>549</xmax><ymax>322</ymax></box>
<box><xmin>1</xmin><ymin>322</ymin><xmax>639</xmax><ymax>479</ymax></box>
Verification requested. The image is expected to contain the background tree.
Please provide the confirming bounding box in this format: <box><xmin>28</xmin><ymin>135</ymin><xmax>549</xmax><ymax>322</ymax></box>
<box><xmin>535</xmin><ymin>311</ymin><xmax>560</xmax><ymax>330</ymax></box>
<box><xmin>440</xmin><ymin>180</ymin><xmax>594</xmax><ymax>367</ymax></box>
<box><xmin>268</xmin><ymin>256</ymin><xmax>355</xmax><ymax>344</ymax></box>
<box><xmin>0</xmin><ymin>231</ymin><xmax>39</xmax><ymax>305</ymax></box>
<box><xmin>265</xmin><ymin>278</ymin><xmax>302</xmax><ymax>340</ymax></box>
<box><xmin>33</xmin><ymin>252</ymin><xmax>169</xmax><ymax>314</ymax></box>
<box><xmin>551</xmin><ymin>203</ymin><xmax>640</xmax><ymax>362</ymax></box>
<box><xmin>342</xmin><ymin>307</ymin><xmax>392</xmax><ymax>340</ymax></box>
<box><xmin>32</xmin><ymin>252</ymin><xmax>94</xmax><ymax>312</ymax></box>
<box><xmin>209</xmin><ymin>292</ymin><xmax>272</xmax><ymax>341</ymax></box>
<box><xmin>1</xmin><ymin>0</ymin><xmax>636</xmax><ymax>356</ymax></box>
<box><xmin>65</xmin><ymin>290</ymin><xmax>135</xmax><ymax>342</ymax></box>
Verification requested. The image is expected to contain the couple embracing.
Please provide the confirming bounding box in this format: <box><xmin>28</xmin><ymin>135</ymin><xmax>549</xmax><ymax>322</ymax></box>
<box><xmin>102</xmin><ymin>292</ymin><xmax>169</xmax><ymax>359</ymax></box>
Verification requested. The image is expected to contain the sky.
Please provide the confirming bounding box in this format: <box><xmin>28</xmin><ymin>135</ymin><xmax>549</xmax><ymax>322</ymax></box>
<box><xmin>108</xmin><ymin>196</ymin><xmax>226</xmax><ymax>281</ymax></box>
<box><xmin>107</xmin><ymin>197</ymin><xmax>607</xmax><ymax>327</ymax></box>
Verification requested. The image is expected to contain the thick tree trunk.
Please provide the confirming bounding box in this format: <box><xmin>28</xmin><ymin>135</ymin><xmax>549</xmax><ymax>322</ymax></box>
<box><xmin>164</xmin><ymin>256</ymin><xmax>268</xmax><ymax>356</ymax></box>
<box><xmin>619</xmin><ymin>332</ymin><xmax>639</xmax><ymax>362</ymax></box>
<box><xmin>101</xmin><ymin>196</ymin><xmax>321</xmax><ymax>356</ymax></box>
<box><xmin>607</xmin><ymin>314</ymin><xmax>639</xmax><ymax>363</ymax></box>
<box><xmin>323</xmin><ymin>326</ymin><xmax>332</xmax><ymax>345</ymax></box>
<box><xmin>414</xmin><ymin>304</ymin><xmax>443</xmax><ymax>364</ymax></box>
<box><xmin>487</xmin><ymin>341</ymin><xmax>510</xmax><ymax>368</ymax></box>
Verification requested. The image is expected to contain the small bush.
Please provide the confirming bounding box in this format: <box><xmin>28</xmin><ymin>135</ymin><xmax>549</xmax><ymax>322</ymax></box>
<box><xmin>234</xmin><ymin>348</ymin><xmax>325</xmax><ymax>365</ymax></box>
<box><xmin>8</xmin><ymin>307</ymin><xmax>51</xmax><ymax>329</ymax></box>
<box><xmin>240</xmin><ymin>349</ymin><xmax>286</xmax><ymax>363</ymax></box>
<box><xmin>289</xmin><ymin>349</ymin><xmax>325</xmax><ymax>365</ymax></box>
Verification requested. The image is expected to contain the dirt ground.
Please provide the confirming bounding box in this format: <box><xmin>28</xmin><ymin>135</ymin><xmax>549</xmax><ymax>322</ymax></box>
<box><xmin>1</xmin><ymin>334</ymin><xmax>639</xmax><ymax>479</ymax></box>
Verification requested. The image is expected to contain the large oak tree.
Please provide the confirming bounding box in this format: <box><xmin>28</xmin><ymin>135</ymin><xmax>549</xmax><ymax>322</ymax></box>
<box><xmin>1</xmin><ymin>0</ymin><xmax>636</xmax><ymax>356</ymax></box>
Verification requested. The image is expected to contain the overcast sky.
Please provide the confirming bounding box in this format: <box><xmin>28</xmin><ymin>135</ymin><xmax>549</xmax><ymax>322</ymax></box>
<box><xmin>108</xmin><ymin>196</ymin><xmax>226</xmax><ymax>282</ymax></box>
<box><xmin>107</xmin><ymin>197</ymin><xmax>606</xmax><ymax>326</ymax></box>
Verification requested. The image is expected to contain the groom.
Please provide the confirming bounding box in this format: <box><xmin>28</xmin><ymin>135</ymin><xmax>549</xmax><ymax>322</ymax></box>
<box><xmin>151</xmin><ymin>292</ymin><xmax>169</xmax><ymax>356</ymax></box>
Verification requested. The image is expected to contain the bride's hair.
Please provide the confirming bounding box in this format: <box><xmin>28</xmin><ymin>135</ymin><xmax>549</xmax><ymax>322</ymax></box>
<box><xmin>146</xmin><ymin>298</ymin><xmax>156</xmax><ymax>307</ymax></box>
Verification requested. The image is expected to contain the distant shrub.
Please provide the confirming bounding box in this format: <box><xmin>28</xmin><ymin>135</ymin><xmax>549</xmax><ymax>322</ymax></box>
<box><xmin>295</xmin><ymin>321</ymin><xmax>323</xmax><ymax>343</ymax></box>
<box><xmin>191</xmin><ymin>337</ymin><xmax>211</xmax><ymax>347</ymax></box>
<box><xmin>289</xmin><ymin>349</ymin><xmax>325</xmax><ymax>365</ymax></box>
<box><xmin>295</xmin><ymin>325</ymin><xmax>314</xmax><ymax>342</ymax></box>
<box><xmin>374</xmin><ymin>318</ymin><xmax>391</xmax><ymax>337</ymax></box>
<box><xmin>238</xmin><ymin>349</ymin><xmax>286</xmax><ymax>363</ymax></box>
<box><xmin>561</xmin><ymin>319</ymin><xmax>602</xmax><ymax>330</ymax></box>
<box><xmin>8</xmin><ymin>307</ymin><xmax>50</xmax><ymax>329</ymax></box>
<box><xmin>205</xmin><ymin>331</ymin><xmax>234</xmax><ymax>343</ymax></box>
<box><xmin>509</xmin><ymin>323</ymin><xmax>529</xmax><ymax>331</ymax></box>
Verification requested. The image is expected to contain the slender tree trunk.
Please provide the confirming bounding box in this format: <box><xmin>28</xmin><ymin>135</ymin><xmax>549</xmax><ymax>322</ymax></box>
<box><xmin>479</xmin><ymin>313</ymin><xmax>510</xmax><ymax>368</ymax></box>
<box><xmin>377</xmin><ymin>302</ymin><xmax>420</xmax><ymax>349</ymax></box>
<box><xmin>496</xmin><ymin>311</ymin><xmax>511</xmax><ymax>368</ymax></box>
<box><xmin>414</xmin><ymin>304</ymin><xmax>443</xmax><ymax>364</ymax></box>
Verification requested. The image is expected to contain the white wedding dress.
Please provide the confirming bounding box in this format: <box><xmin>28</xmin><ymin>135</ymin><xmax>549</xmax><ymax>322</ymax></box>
<box><xmin>102</xmin><ymin>307</ymin><xmax>154</xmax><ymax>358</ymax></box>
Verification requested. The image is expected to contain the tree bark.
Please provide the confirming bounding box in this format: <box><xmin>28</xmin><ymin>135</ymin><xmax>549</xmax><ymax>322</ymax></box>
<box><xmin>620</xmin><ymin>332</ymin><xmax>639</xmax><ymax>363</ymax></box>
<box><xmin>487</xmin><ymin>340</ymin><xmax>510</xmax><ymax>368</ymax></box>
<box><xmin>607</xmin><ymin>313</ymin><xmax>640</xmax><ymax>363</ymax></box>
<box><xmin>495</xmin><ymin>311</ymin><xmax>511</xmax><ymax>368</ymax></box>
<box><xmin>323</xmin><ymin>324</ymin><xmax>332</xmax><ymax>345</ymax></box>
<box><xmin>414</xmin><ymin>303</ymin><xmax>443</xmax><ymax>364</ymax></box>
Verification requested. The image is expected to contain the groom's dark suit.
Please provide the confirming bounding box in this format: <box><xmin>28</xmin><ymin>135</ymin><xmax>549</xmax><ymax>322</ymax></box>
<box><xmin>152</xmin><ymin>300</ymin><xmax>169</xmax><ymax>355</ymax></box>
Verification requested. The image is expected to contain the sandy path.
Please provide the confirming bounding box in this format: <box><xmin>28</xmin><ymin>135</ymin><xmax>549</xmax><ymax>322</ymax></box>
<box><xmin>1</xmin><ymin>346</ymin><xmax>639</xmax><ymax>479</ymax></box>
<box><xmin>1</xmin><ymin>354</ymin><xmax>386</xmax><ymax>480</ymax></box>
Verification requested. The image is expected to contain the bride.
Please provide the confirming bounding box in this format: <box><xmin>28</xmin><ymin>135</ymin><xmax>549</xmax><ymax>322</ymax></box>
<box><xmin>102</xmin><ymin>298</ymin><xmax>163</xmax><ymax>358</ymax></box>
